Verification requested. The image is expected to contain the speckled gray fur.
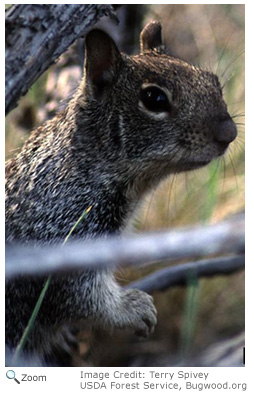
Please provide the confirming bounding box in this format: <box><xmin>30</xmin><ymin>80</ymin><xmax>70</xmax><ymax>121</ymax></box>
<box><xmin>5</xmin><ymin>21</ymin><xmax>237</xmax><ymax>363</ymax></box>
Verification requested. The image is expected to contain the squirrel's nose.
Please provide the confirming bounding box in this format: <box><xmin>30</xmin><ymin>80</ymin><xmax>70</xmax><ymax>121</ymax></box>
<box><xmin>213</xmin><ymin>116</ymin><xmax>237</xmax><ymax>145</ymax></box>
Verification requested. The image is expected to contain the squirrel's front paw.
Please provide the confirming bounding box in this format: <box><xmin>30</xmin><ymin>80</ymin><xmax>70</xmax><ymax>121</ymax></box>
<box><xmin>121</xmin><ymin>289</ymin><xmax>157</xmax><ymax>337</ymax></box>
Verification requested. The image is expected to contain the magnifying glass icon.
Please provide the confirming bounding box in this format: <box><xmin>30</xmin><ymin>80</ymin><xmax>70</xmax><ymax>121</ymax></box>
<box><xmin>6</xmin><ymin>370</ymin><xmax>20</xmax><ymax>384</ymax></box>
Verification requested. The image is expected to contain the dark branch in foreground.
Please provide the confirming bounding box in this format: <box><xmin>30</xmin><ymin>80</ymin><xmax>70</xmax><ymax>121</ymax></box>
<box><xmin>127</xmin><ymin>254</ymin><xmax>245</xmax><ymax>293</ymax></box>
<box><xmin>5</xmin><ymin>4</ymin><xmax>118</xmax><ymax>114</ymax></box>
<box><xmin>6</xmin><ymin>214</ymin><xmax>244</xmax><ymax>279</ymax></box>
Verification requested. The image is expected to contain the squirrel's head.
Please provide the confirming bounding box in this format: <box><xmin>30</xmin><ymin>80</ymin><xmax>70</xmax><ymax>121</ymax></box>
<box><xmin>76</xmin><ymin>21</ymin><xmax>237</xmax><ymax>185</ymax></box>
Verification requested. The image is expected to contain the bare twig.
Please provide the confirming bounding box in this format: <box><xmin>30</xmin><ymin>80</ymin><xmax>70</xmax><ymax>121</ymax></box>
<box><xmin>5</xmin><ymin>214</ymin><xmax>244</xmax><ymax>279</ymax></box>
<box><xmin>127</xmin><ymin>254</ymin><xmax>245</xmax><ymax>293</ymax></box>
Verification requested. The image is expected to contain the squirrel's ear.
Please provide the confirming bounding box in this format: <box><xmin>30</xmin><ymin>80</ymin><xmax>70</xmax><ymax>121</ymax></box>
<box><xmin>140</xmin><ymin>21</ymin><xmax>163</xmax><ymax>53</ymax></box>
<box><xmin>84</xmin><ymin>29</ymin><xmax>122</xmax><ymax>96</ymax></box>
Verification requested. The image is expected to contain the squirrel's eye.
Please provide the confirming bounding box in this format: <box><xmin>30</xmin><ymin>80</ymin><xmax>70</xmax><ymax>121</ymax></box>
<box><xmin>140</xmin><ymin>86</ymin><xmax>170</xmax><ymax>112</ymax></box>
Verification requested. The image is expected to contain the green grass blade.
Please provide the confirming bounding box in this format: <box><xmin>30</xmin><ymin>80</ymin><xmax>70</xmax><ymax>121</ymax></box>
<box><xmin>11</xmin><ymin>205</ymin><xmax>92</xmax><ymax>363</ymax></box>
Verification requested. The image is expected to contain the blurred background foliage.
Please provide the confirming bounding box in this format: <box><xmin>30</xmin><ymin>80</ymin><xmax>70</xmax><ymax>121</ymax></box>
<box><xmin>5</xmin><ymin>4</ymin><xmax>244</xmax><ymax>366</ymax></box>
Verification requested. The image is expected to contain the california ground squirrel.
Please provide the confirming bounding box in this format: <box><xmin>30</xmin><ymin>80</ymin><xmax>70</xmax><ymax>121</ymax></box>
<box><xmin>5</xmin><ymin>21</ymin><xmax>237</xmax><ymax>363</ymax></box>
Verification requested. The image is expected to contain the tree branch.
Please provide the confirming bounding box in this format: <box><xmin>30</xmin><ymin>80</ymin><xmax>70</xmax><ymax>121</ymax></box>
<box><xmin>127</xmin><ymin>254</ymin><xmax>244</xmax><ymax>293</ymax></box>
<box><xmin>5</xmin><ymin>214</ymin><xmax>244</xmax><ymax>279</ymax></box>
<box><xmin>5</xmin><ymin>4</ymin><xmax>118</xmax><ymax>114</ymax></box>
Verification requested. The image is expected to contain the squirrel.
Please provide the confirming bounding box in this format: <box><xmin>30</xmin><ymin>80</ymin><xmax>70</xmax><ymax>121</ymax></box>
<box><xmin>5</xmin><ymin>21</ymin><xmax>237</xmax><ymax>364</ymax></box>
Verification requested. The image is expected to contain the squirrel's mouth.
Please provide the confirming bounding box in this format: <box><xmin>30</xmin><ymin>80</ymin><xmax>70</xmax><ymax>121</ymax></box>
<box><xmin>174</xmin><ymin>140</ymin><xmax>232</xmax><ymax>172</ymax></box>
<box><xmin>175</xmin><ymin>159</ymin><xmax>211</xmax><ymax>172</ymax></box>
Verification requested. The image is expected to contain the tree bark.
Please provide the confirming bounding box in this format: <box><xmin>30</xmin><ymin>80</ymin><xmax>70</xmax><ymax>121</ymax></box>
<box><xmin>5</xmin><ymin>4</ymin><xmax>118</xmax><ymax>115</ymax></box>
